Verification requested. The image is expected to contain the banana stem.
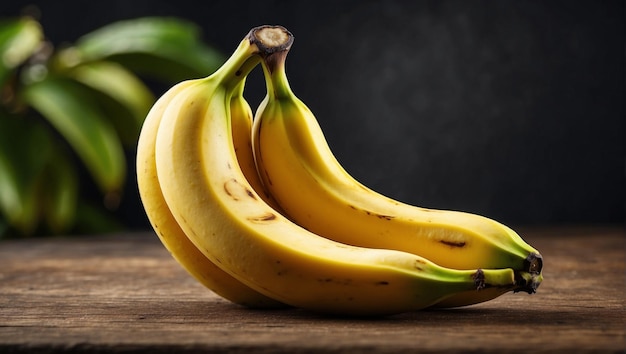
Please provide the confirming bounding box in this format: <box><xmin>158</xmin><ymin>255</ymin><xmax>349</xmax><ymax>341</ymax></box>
<box><xmin>208</xmin><ymin>25</ymin><xmax>294</xmax><ymax>92</ymax></box>
<box><xmin>248</xmin><ymin>25</ymin><xmax>294</xmax><ymax>55</ymax></box>
<box><xmin>252</xmin><ymin>26</ymin><xmax>294</xmax><ymax>100</ymax></box>
<box><xmin>261</xmin><ymin>51</ymin><xmax>292</xmax><ymax>99</ymax></box>
<box><xmin>231</xmin><ymin>62</ymin><xmax>257</xmax><ymax>99</ymax></box>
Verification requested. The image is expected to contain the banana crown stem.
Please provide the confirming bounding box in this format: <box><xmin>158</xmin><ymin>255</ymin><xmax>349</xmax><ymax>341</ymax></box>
<box><xmin>249</xmin><ymin>25</ymin><xmax>294</xmax><ymax>54</ymax></box>
<box><xmin>253</xmin><ymin>26</ymin><xmax>293</xmax><ymax>100</ymax></box>
<box><xmin>262</xmin><ymin>51</ymin><xmax>292</xmax><ymax>99</ymax></box>
<box><xmin>208</xmin><ymin>25</ymin><xmax>294</xmax><ymax>92</ymax></box>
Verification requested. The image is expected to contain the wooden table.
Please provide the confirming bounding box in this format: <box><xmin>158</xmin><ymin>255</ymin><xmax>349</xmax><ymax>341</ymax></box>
<box><xmin>1</xmin><ymin>225</ymin><xmax>624</xmax><ymax>353</ymax></box>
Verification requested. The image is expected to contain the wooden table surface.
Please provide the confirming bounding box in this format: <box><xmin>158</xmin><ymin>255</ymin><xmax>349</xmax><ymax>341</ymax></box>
<box><xmin>1</xmin><ymin>225</ymin><xmax>624</xmax><ymax>353</ymax></box>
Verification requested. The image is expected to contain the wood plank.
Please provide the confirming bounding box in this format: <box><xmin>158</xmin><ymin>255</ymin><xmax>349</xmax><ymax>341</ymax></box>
<box><xmin>0</xmin><ymin>226</ymin><xmax>624</xmax><ymax>353</ymax></box>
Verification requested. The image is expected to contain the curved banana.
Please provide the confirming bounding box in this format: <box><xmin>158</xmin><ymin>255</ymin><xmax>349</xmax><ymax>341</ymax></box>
<box><xmin>230</xmin><ymin>76</ymin><xmax>282</xmax><ymax>210</ymax></box>
<box><xmin>251</xmin><ymin>43</ymin><xmax>543</xmax><ymax>286</ymax></box>
<box><xmin>154</xmin><ymin>25</ymin><xmax>532</xmax><ymax>316</ymax></box>
<box><xmin>136</xmin><ymin>60</ymin><xmax>285</xmax><ymax>308</ymax></box>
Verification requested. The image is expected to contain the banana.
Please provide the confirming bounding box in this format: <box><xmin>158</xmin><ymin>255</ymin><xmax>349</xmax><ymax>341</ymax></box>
<box><xmin>136</xmin><ymin>64</ymin><xmax>285</xmax><ymax>308</ymax></box>
<box><xmin>230</xmin><ymin>75</ymin><xmax>282</xmax><ymax>210</ymax></box>
<box><xmin>154</xmin><ymin>25</ymin><xmax>533</xmax><ymax>316</ymax></box>
<box><xmin>434</xmin><ymin>271</ymin><xmax>539</xmax><ymax>308</ymax></box>
<box><xmin>250</xmin><ymin>41</ymin><xmax>543</xmax><ymax>292</ymax></box>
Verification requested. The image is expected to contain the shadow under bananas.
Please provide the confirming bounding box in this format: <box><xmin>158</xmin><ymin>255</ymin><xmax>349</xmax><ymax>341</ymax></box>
<box><xmin>183</xmin><ymin>299</ymin><xmax>614</xmax><ymax>328</ymax></box>
<box><xmin>117</xmin><ymin>296</ymin><xmax>622</xmax><ymax>352</ymax></box>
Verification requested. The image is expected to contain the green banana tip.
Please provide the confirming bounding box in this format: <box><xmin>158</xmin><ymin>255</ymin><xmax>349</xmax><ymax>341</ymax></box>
<box><xmin>514</xmin><ymin>270</ymin><xmax>543</xmax><ymax>294</ymax></box>
<box><xmin>525</xmin><ymin>252</ymin><xmax>543</xmax><ymax>276</ymax></box>
<box><xmin>508</xmin><ymin>252</ymin><xmax>543</xmax><ymax>294</ymax></box>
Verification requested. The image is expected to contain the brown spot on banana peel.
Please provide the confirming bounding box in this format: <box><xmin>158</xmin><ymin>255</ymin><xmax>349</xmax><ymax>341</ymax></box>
<box><xmin>224</xmin><ymin>178</ymin><xmax>257</xmax><ymax>201</ymax></box>
<box><xmin>414</xmin><ymin>259</ymin><xmax>427</xmax><ymax>271</ymax></box>
<box><xmin>473</xmin><ymin>269</ymin><xmax>486</xmax><ymax>290</ymax></box>
<box><xmin>347</xmin><ymin>205</ymin><xmax>394</xmax><ymax>220</ymax></box>
<box><xmin>247</xmin><ymin>212</ymin><xmax>277</xmax><ymax>223</ymax></box>
<box><xmin>366</xmin><ymin>210</ymin><xmax>394</xmax><ymax>220</ymax></box>
<box><xmin>223</xmin><ymin>179</ymin><xmax>238</xmax><ymax>200</ymax></box>
<box><xmin>439</xmin><ymin>240</ymin><xmax>467</xmax><ymax>248</ymax></box>
<box><xmin>315</xmin><ymin>278</ymin><xmax>354</xmax><ymax>286</ymax></box>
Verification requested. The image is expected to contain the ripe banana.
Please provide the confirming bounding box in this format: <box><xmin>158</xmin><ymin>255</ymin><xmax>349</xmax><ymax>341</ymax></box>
<box><xmin>153</xmin><ymin>25</ymin><xmax>533</xmax><ymax>316</ymax></box>
<box><xmin>250</xmin><ymin>43</ymin><xmax>543</xmax><ymax>293</ymax></box>
<box><xmin>230</xmin><ymin>75</ymin><xmax>282</xmax><ymax>210</ymax></box>
<box><xmin>136</xmin><ymin>59</ymin><xmax>285</xmax><ymax>308</ymax></box>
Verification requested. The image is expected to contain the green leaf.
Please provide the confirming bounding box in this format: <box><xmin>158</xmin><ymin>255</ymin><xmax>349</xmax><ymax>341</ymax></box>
<box><xmin>65</xmin><ymin>61</ymin><xmax>155</xmax><ymax>145</ymax></box>
<box><xmin>0</xmin><ymin>112</ymin><xmax>52</xmax><ymax>235</ymax></box>
<box><xmin>20</xmin><ymin>77</ymin><xmax>126</xmax><ymax>194</ymax></box>
<box><xmin>41</xmin><ymin>144</ymin><xmax>78</xmax><ymax>234</ymax></box>
<box><xmin>0</xmin><ymin>215</ymin><xmax>9</xmax><ymax>239</ymax></box>
<box><xmin>73</xmin><ymin>199</ymin><xmax>125</xmax><ymax>234</ymax></box>
<box><xmin>70</xmin><ymin>17</ymin><xmax>224</xmax><ymax>81</ymax></box>
<box><xmin>0</xmin><ymin>17</ymin><xmax>43</xmax><ymax>86</ymax></box>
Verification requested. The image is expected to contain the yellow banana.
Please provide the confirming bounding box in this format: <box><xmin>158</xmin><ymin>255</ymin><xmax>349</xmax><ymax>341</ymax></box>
<box><xmin>136</xmin><ymin>60</ymin><xmax>285</xmax><ymax>308</ymax></box>
<box><xmin>154</xmin><ymin>25</ymin><xmax>533</xmax><ymax>316</ymax></box>
<box><xmin>251</xmin><ymin>42</ymin><xmax>543</xmax><ymax>290</ymax></box>
<box><xmin>230</xmin><ymin>76</ymin><xmax>282</xmax><ymax>210</ymax></box>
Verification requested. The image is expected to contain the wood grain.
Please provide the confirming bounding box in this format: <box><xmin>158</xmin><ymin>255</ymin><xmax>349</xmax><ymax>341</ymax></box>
<box><xmin>0</xmin><ymin>225</ymin><xmax>624</xmax><ymax>353</ymax></box>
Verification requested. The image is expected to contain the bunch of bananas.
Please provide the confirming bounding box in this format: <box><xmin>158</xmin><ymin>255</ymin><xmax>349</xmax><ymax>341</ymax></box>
<box><xmin>137</xmin><ymin>25</ymin><xmax>543</xmax><ymax>316</ymax></box>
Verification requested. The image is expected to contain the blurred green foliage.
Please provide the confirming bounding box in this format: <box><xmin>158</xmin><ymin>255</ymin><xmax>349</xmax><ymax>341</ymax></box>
<box><xmin>0</xmin><ymin>14</ymin><xmax>224</xmax><ymax>238</ymax></box>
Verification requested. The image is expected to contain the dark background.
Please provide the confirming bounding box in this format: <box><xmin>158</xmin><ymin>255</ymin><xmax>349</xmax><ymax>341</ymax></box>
<box><xmin>2</xmin><ymin>0</ymin><xmax>624</xmax><ymax>229</ymax></box>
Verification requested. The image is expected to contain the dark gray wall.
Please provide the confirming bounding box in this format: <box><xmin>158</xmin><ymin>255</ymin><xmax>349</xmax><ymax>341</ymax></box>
<box><xmin>2</xmin><ymin>0</ymin><xmax>624</xmax><ymax>227</ymax></box>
